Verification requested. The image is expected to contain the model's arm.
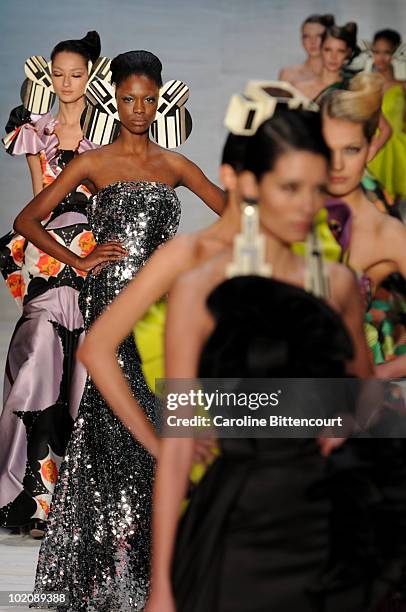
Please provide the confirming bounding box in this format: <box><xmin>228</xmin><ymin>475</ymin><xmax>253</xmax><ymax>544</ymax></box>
<box><xmin>391</xmin><ymin>223</ymin><xmax>406</xmax><ymax>279</ymax></box>
<box><xmin>175</xmin><ymin>154</ymin><xmax>226</xmax><ymax>215</ymax></box>
<box><xmin>78</xmin><ymin>236</ymin><xmax>195</xmax><ymax>457</ymax></box>
<box><xmin>26</xmin><ymin>154</ymin><xmax>43</xmax><ymax>196</ymax></box>
<box><xmin>336</xmin><ymin>267</ymin><xmax>374</xmax><ymax>378</ymax></box>
<box><xmin>367</xmin><ymin>113</ymin><xmax>392</xmax><ymax>161</ymax></box>
<box><xmin>146</xmin><ymin>279</ymin><xmax>207</xmax><ymax>612</ymax></box>
<box><xmin>319</xmin><ymin>266</ymin><xmax>374</xmax><ymax>457</ymax></box>
<box><xmin>14</xmin><ymin>152</ymin><xmax>126</xmax><ymax>271</ymax></box>
<box><xmin>376</xmin><ymin>354</ymin><xmax>406</xmax><ymax>378</ymax></box>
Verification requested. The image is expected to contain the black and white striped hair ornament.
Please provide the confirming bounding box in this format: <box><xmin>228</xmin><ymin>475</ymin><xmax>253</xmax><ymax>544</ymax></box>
<box><xmin>83</xmin><ymin>68</ymin><xmax>193</xmax><ymax>148</ymax></box>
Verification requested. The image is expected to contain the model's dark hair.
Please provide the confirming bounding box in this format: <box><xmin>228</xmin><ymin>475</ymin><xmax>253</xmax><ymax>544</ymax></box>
<box><xmin>322</xmin><ymin>22</ymin><xmax>358</xmax><ymax>53</ymax></box>
<box><xmin>221</xmin><ymin>133</ymin><xmax>251</xmax><ymax>172</ymax></box>
<box><xmin>302</xmin><ymin>14</ymin><xmax>335</xmax><ymax>30</ymax></box>
<box><xmin>222</xmin><ymin>109</ymin><xmax>330</xmax><ymax>180</ymax></box>
<box><xmin>51</xmin><ymin>31</ymin><xmax>101</xmax><ymax>64</ymax></box>
<box><xmin>110</xmin><ymin>50</ymin><xmax>163</xmax><ymax>88</ymax></box>
<box><xmin>373</xmin><ymin>29</ymin><xmax>402</xmax><ymax>50</ymax></box>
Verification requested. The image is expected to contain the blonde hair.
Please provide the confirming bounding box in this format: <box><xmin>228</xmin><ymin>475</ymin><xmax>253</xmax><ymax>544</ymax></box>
<box><xmin>321</xmin><ymin>72</ymin><xmax>384</xmax><ymax>140</ymax></box>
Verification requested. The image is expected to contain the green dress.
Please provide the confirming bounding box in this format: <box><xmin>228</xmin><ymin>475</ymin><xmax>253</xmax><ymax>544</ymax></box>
<box><xmin>368</xmin><ymin>83</ymin><xmax>406</xmax><ymax>200</ymax></box>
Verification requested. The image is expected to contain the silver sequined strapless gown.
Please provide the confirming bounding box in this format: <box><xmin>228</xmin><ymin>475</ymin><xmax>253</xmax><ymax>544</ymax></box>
<box><xmin>32</xmin><ymin>181</ymin><xmax>181</xmax><ymax>611</ymax></box>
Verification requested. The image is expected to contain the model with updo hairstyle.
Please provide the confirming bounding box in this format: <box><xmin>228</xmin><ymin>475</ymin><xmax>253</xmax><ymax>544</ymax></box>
<box><xmin>0</xmin><ymin>30</ymin><xmax>102</xmax><ymax>540</ymax></box>
<box><xmin>279</xmin><ymin>14</ymin><xmax>335</xmax><ymax>84</ymax></box>
<box><xmin>321</xmin><ymin>71</ymin><xmax>406</xmax><ymax>375</ymax></box>
<box><xmin>321</xmin><ymin>22</ymin><xmax>358</xmax><ymax>57</ymax></box>
<box><xmin>51</xmin><ymin>30</ymin><xmax>101</xmax><ymax>64</ymax></box>
<box><xmin>322</xmin><ymin>71</ymin><xmax>384</xmax><ymax>140</ymax></box>
<box><xmin>368</xmin><ymin>28</ymin><xmax>406</xmax><ymax>200</ymax></box>
<box><xmin>244</xmin><ymin>109</ymin><xmax>330</xmax><ymax>178</ymax></box>
<box><xmin>20</xmin><ymin>47</ymin><xmax>225</xmax><ymax>610</ymax></box>
<box><xmin>110</xmin><ymin>50</ymin><xmax>163</xmax><ymax>87</ymax></box>
<box><xmin>145</xmin><ymin>107</ymin><xmax>386</xmax><ymax>612</ymax></box>
<box><xmin>295</xmin><ymin>22</ymin><xmax>359</xmax><ymax>101</ymax></box>
<box><xmin>303</xmin><ymin>13</ymin><xmax>335</xmax><ymax>30</ymax></box>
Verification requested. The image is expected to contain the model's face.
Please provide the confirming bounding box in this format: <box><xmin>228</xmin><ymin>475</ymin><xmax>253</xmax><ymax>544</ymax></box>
<box><xmin>321</xmin><ymin>37</ymin><xmax>350</xmax><ymax>73</ymax></box>
<box><xmin>257</xmin><ymin>151</ymin><xmax>328</xmax><ymax>244</ymax></box>
<box><xmin>322</xmin><ymin>114</ymin><xmax>369</xmax><ymax>198</ymax></box>
<box><xmin>302</xmin><ymin>23</ymin><xmax>325</xmax><ymax>57</ymax></box>
<box><xmin>51</xmin><ymin>52</ymin><xmax>88</xmax><ymax>103</ymax></box>
<box><xmin>116</xmin><ymin>74</ymin><xmax>159</xmax><ymax>135</ymax></box>
<box><xmin>372</xmin><ymin>38</ymin><xmax>396</xmax><ymax>72</ymax></box>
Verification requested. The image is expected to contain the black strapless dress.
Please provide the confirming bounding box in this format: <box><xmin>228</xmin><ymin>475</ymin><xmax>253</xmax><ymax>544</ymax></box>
<box><xmin>172</xmin><ymin>276</ymin><xmax>389</xmax><ymax>612</ymax></box>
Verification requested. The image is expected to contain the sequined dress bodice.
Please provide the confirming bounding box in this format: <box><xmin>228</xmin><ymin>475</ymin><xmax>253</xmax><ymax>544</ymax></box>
<box><xmin>80</xmin><ymin>180</ymin><xmax>181</xmax><ymax>327</ymax></box>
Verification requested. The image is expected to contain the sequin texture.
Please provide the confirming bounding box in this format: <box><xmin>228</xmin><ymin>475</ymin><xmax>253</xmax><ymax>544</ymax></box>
<box><xmin>32</xmin><ymin>181</ymin><xmax>181</xmax><ymax>611</ymax></box>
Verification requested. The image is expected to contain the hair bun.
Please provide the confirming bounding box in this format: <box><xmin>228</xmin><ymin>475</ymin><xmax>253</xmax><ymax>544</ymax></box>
<box><xmin>321</xmin><ymin>71</ymin><xmax>384</xmax><ymax>140</ymax></box>
<box><xmin>322</xmin><ymin>14</ymin><xmax>335</xmax><ymax>28</ymax></box>
<box><xmin>349</xmin><ymin>71</ymin><xmax>384</xmax><ymax>114</ymax></box>
<box><xmin>344</xmin><ymin>22</ymin><xmax>358</xmax><ymax>44</ymax></box>
<box><xmin>111</xmin><ymin>50</ymin><xmax>163</xmax><ymax>87</ymax></box>
<box><xmin>80</xmin><ymin>31</ymin><xmax>101</xmax><ymax>63</ymax></box>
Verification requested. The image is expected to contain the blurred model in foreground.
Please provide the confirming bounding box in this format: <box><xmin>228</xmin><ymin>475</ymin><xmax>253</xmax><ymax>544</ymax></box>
<box><xmin>146</xmin><ymin>106</ymin><xmax>386</xmax><ymax>612</ymax></box>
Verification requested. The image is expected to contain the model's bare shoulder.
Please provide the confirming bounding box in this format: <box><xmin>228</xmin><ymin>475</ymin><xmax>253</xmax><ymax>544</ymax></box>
<box><xmin>279</xmin><ymin>64</ymin><xmax>303</xmax><ymax>82</ymax></box>
<box><xmin>161</xmin><ymin>148</ymin><xmax>189</xmax><ymax>169</ymax></box>
<box><xmin>380</xmin><ymin>214</ymin><xmax>406</xmax><ymax>260</ymax></box>
<box><xmin>172</xmin><ymin>250</ymin><xmax>230</xmax><ymax>299</ymax></box>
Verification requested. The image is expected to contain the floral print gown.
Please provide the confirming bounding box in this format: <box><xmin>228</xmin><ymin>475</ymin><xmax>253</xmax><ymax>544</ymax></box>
<box><xmin>0</xmin><ymin>110</ymin><xmax>98</xmax><ymax>528</ymax></box>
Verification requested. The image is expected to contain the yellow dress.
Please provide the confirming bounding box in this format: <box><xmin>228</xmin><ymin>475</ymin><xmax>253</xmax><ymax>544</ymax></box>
<box><xmin>368</xmin><ymin>83</ymin><xmax>406</xmax><ymax>199</ymax></box>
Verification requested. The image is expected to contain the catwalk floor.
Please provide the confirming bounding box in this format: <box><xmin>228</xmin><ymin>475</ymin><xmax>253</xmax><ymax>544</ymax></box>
<box><xmin>0</xmin><ymin>529</ymin><xmax>41</xmax><ymax>612</ymax></box>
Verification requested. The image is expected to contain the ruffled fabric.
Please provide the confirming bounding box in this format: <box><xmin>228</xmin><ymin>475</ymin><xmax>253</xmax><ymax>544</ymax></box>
<box><xmin>292</xmin><ymin>207</ymin><xmax>343</xmax><ymax>263</ymax></box>
<box><xmin>199</xmin><ymin>276</ymin><xmax>354</xmax><ymax>378</ymax></box>
<box><xmin>2</xmin><ymin>106</ymin><xmax>97</xmax><ymax>170</ymax></box>
<box><xmin>1</xmin><ymin>107</ymin><xmax>99</xmax><ymax>307</ymax></box>
<box><xmin>325</xmin><ymin>199</ymin><xmax>352</xmax><ymax>258</ymax></box>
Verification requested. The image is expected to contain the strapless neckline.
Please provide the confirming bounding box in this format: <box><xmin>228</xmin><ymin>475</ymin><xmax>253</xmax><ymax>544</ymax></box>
<box><xmin>96</xmin><ymin>179</ymin><xmax>177</xmax><ymax>198</ymax></box>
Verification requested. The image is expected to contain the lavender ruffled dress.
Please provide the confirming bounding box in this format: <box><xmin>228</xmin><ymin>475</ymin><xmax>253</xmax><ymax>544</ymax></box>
<box><xmin>0</xmin><ymin>110</ymin><xmax>98</xmax><ymax>529</ymax></box>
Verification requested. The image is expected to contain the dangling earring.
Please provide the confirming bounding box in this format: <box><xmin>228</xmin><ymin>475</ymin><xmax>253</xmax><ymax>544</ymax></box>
<box><xmin>304</xmin><ymin>225</ymin><xmax>330</xmax><ymax>298</ymax></box>
<box><xmin>226</xmin><ymin>199</ymin><xmax>272</xmax><ymax>278</ymax></box>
